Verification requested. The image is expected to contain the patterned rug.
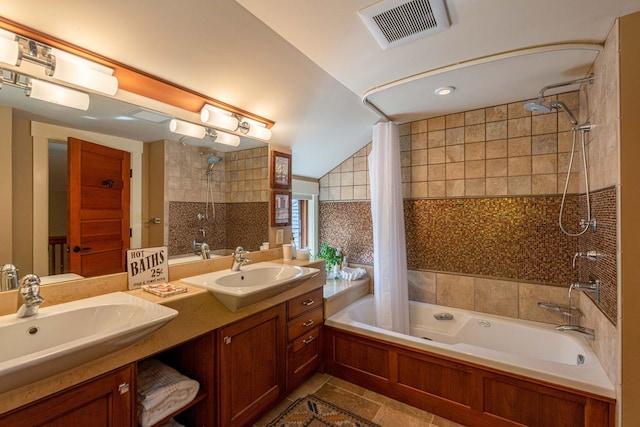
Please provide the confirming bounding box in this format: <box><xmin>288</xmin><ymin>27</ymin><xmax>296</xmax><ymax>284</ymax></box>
<box><xmin>266</xmin><ymin>395</ymin><xmax>380</xmax><ymax>427</ymax></box>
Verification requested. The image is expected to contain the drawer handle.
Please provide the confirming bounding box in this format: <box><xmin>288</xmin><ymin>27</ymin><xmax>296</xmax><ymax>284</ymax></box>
<box><xmin>302</xmin><ymin>299</ymin><xmax>315</xmax><ymax>306</ymax></box>
<box><xmin>303</xmin><ymin>336</ymin><xmax>314</xmax><ymax>345</ymax></box>
<box><xmin>302</xmin><ymin>319</ymin><xmax>315</xmax><ymax>327</ymax></box>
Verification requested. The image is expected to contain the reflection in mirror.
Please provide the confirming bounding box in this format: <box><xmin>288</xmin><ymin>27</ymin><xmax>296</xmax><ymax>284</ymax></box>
<box><xmin>1</xmin><ymin>88</ymin><xmax>269</xmax><ymax>282</ymax></box>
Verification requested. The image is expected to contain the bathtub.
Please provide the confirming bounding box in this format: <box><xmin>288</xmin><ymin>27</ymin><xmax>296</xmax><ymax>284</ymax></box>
<box><xmin>325</xmin><ymin>295</ymin><xmax>615</xmax><ymax>399</ymax></box>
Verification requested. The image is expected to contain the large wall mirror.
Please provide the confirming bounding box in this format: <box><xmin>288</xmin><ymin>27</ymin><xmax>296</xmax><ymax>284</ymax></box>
<box><xmin>0</xmin><ymin>83</ymin><xmax>269</xmax><ymax>281</ymax></box>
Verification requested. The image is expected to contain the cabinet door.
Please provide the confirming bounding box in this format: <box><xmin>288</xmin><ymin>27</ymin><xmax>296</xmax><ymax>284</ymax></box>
<box><xmin>218</xmin><ymin>304</ymin><xmax>286</xmax><ymax>427</ymax></box>
<box><xmin>0</xmin><ymin>365</ymin><xmax>134</xmax><ymax>426</ymax></box>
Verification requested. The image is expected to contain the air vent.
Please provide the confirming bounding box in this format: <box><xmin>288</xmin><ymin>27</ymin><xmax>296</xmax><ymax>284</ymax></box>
<box><xmin>359</xmin><ymin>0</ymin><xmax>450</xmax><ymax>50</ymax></box>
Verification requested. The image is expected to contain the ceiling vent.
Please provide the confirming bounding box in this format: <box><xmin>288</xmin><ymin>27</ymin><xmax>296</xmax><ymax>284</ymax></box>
<box><xmin>359</xmin><ymin>0</ymin><xmax>450</xmax><ymax>50</ymax></box>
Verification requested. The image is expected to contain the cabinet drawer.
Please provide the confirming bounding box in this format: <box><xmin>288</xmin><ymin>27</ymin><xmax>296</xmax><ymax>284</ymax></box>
<box><xmin>288</xmin><ymin>288</ymin><xmax>323</xmax><ymax>319</ymax></box>
<box><xmin>290</xmin><ymin>326</ymin><xmax>321</xmax><ymax>353</ymax></box>
<box><xmin>288</xmin><ymin>328</ymin><xmax>322</xmax><ymax>390</ymax></box>
<box><xmin>287</xmin><ymin>306</ymin><xmax>324</xmax><ymax>341</ymax></box>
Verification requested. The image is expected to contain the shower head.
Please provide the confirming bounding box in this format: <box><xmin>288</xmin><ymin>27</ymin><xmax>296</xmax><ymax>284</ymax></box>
<box><xmin>205</xmin><ymin>154</ymin><xmax>222</xmax><ymax>171</ymax></box>
<box><xmin>523</xmin><ymin>100</ymin><xmax>552</xmax><ymax>114</ymax></box>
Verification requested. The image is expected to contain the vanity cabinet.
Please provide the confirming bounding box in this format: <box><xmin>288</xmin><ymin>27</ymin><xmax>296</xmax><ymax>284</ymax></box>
<box><xmin>286</xmin><ymin>288</ymin><xmax>324</xmax><ymax>391</ymax></box>
<box><xmin>0</xmin><ymin>364</ymin><xmax>134</xmax><ymax>426</ymax></box>
<box><xmin>217</xmin><ymin>303</ymin><xmax>287</xmax><ymax>427</ymax></box>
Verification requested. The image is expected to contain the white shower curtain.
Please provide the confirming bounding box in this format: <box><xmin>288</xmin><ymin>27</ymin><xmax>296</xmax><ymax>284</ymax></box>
<box><xmin>368</xmin><ymin>121</ymin><xmax>410</xmax><ymax>334</ymax></box>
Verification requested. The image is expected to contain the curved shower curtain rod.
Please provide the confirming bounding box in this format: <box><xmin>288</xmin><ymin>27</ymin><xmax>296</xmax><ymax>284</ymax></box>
<box><xmin>361</xmin><ymin>42</ymin><xmax>603</xmax><ymax>121</ymax></box>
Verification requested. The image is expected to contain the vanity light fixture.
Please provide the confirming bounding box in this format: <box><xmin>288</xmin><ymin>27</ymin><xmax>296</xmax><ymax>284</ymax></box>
<box><xmin>170</xmin><ymin>118</ymin><xmax>241</xmax><ymax>147</ymax></box>
<box><xmin>200</xmin><ymin>104</ymin><xmax>239</xmax><ymax>132</ymax></box>
<box><xmin>169</xmin><ymin>118</ymin><xmax>207</xmax><ymax>139</ymax></box>
<box><xmin>26</xmin><ymin>78</ymin><xmax>90</xmax><ymax>111</ymax></box>
<box><xmin>237</xmin><ymin>116</ymin><xmax>272</xmax><ymax>141</ymax></box>
<box><xmin>434</xmin><ymin>86</ymin><xmax>455</xmax><ymax>96</ymax></box>
<box><xmin>46</xmin><ymin>50</ymin><xmax>118</xmax><ymax>96</ymax></box>
<box><xmin>200</xmin><ymin>103</ymin><xmax>272</xmax><ymax>141</ymax></box>
<box><xmin>0</xmin><ymin>29</ymin><xmax>21</xmax><ymax>66</ymax></box>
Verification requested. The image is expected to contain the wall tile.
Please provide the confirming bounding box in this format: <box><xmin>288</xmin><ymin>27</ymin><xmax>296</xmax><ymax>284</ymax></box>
<box><xmin>465</xmin><ymin>178</ymin><xmax>485</xmax><ymax>196</ymax></box>
<box><xmin>508</xmin><ymin>117</ymin><xmax>531</xmax><ymax>138</ymax></box>
<box><xmin>465</xmin><ymin>160</ymin><xmax>485</xmax><ymax>178</ymax></box>
<box><xmin>445</xmin><ymin>145</ymin><xmax>465</xmax><ymax>163</ymax></box>
<box><xmin>445</xmin><ymin>127</ymin><xmax>465</xmax><ymax>145</ymax></box>
<box><xmin>486</xmin><ymin>120</ymin><xmax>507</xmax><ymax>141</ymax></box>
<box><xmin>428</xmin><ymin>181</ymin><xmax>446</xmax><ymax>198</ymax></box>
<box><xmin>465</xmin><ymin>123</ymin><xmax>486</xmax><ymax>142</ymax></box>
<box><xmin>508</xmin><ymin>156</ymin><xmax>532</xmax><ymax>176</ymax></box>
<box><xmin>519</xmin><ymin>282</ymin><xmax>573</xmax><ymax>323</ymax></box>
<box><xmin>428</xmin><ymin>147</ymin><xmax>446</xmax><ymax>164</ymax></box>
<box><xmin>436</xmin><ymin>274</ymin><xmax>474</xmax><ymax>310</ymax></box>
<box><xmin>445</xmin><ymin>179</ymin><xmax>465</xmax><ymax>197</ymax></box>
<box><xmin>532</xmin><ymin>174</ymin><xmax>557</xmax><ymax>194</ymax></box>
<box><xmin>428</xmin><ymin>164</ymin><xmax>446</xmax><ymax>181</ymax></box>
<box><xmin>486</xmin><ymin>139</ymin><xmax>508</xmax><ymax>159</ymax></box>
<box><xmin>486</xmin><ymin>104</ymin><xmax>508</xmax><ymax>122</ymax></box>
<box><xmin>445</xmin><ymin>162</ymin><xmax>465</xmax><ymax>180</ymax></box>
<box><xmin>465</xmin><ymin>142</ymin><xmax>485</xmax><ymax>160</ymax></box>
<box><xmin>486</xmin><ymin>158</ymin><xmax>508</xmax><ymax>177</ymax></box>
<box><xmin>507</xmin><ymin>176</ymin><xmax>531</xmax><ymax>195</ymax></box>
<box><xmin>532</xmin><ymin>112</ymin><xmax>558</xmax><ymax>135</ymax></box>
<box><xmin>465</xmin><ymin>109</ymin><xmax>485</xmax><ymax>125</ymax></box>
<box><xmin>428</xmin><ymin>116</ymin><xmax>445</xmax><ymax>131</ymax></box>
<box><xmin>474</xmin><ymin>278</ymin><xmax>519</xmax><ymax>317</ymax></box>
<box><xmin>532</xmin><ymin>134</ymin><xmax>558</xmax><ymax>155</ymax></box>
<box><xmin>508</xmin><ymin>136</ymin><xmax>532</xmax><ymax>157</ymax></box>
<box><xmin>428</xmin><ymin>130</ymin><xmax>446</xmax><ymax>148</ymax></box>
<box><xmin>412</xmin><ymin>132</ymin><xmax>428</xmax><ymax>150</ymax></box>
<box><xmin>532</xmin><ymin>154</ymin><xmax>557</xmax><ymax>175</ymax></box>
<box><xmin>408</xmin><ymin>270</ymin><xmax>437</xmax><ymax>303</ymax></box>
<box><xmin>486</xmin><ymin>177</ymin><xmax>508</xmax><ymax>195</ymax></box>
<box><xmin>446</xmin><ymin>112</ymin><xmax>465</xmax><ymax>128</ymax></box>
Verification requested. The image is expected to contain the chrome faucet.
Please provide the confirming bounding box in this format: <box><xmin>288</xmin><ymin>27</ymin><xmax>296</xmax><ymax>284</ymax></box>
<box><xmin>537</xmin><ymin>302</ymin><xmax>583</xmax><ymax>320</ymax></box>
<box><xmin>569</xmin><ymin>278</ymin><xmax>600</xmax><ymax>303</ymax></box>
<box><xmin>1</xmin><ymin>264</ymin><xmax>19</xmax><ymax>292</ymax></box>
<box><xmin>17</xmin><ymin>274</ymin><xmax>44</xmax><ymax>318</ymax></box>
<box><xmin>572</xmin><ymin>250</ymin><xmax>600</xmax><ymax>268</ymax></box>
<box><xmin>193</xmin><ymin>241</ymin><xmax>211</xmax><ymax>259</ymax></box>
<box><xmin>555</xmin><ymin>325</ymin><xmax>595</xmax><ymax>340</ymax></box>
<box><xmin>231</xmin><ymin>246</ymin><xmax>251</xmax><ymax>271</ymax></box>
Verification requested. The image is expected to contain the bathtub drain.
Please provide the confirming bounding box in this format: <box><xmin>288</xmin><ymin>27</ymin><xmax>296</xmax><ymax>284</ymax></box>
<box><xmin>577</xmin><ymin>354</ymin><xmax>585</xmax><ymax>365</ymax></box>
<box><xmin>477</xmin><ymin>320</ymin><xmax>491</xmax><ymax>327</ymax></box>
<box><xmin>433</xmin><ymin>312</ymin><xmax>454</xmax><ymax>321</ymax></box>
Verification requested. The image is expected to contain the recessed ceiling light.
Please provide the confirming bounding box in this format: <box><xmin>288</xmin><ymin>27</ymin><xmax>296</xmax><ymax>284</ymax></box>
<box><xmin>434</xmin><ymin>86</ymin><xmax>455</xmax><ymax>96</ymax></box>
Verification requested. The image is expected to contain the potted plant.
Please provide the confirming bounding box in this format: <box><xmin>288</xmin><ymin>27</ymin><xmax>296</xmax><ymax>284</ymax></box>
<box><xmin>317</xmin><ymin>243</ymin><xmax>342</xmax><ymax>279</ymax></box>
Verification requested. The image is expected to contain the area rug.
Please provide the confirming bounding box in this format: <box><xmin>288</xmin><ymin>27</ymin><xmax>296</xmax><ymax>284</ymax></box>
<box><xmin>266</xmin><ymin>395</ymin><xmax>380</xmax><ymax>427</ymax></box>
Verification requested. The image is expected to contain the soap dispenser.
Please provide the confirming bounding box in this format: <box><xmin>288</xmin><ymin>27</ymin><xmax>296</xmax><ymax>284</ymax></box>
<box><xmin>289</xmin><ymin>236</ymin><xmax>297</xmax><ymax>259</ymax></box>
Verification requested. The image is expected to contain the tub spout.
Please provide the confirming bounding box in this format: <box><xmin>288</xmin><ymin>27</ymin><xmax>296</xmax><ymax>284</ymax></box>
<box><xmin>537</xmin><ymin>302</ymin><xmax>582</xmax><ymax>319</ymax></box>
<box><xmin>555</xmin><ymin>325</ymin><xmax>595</xmax><ymax>340</ymax></box>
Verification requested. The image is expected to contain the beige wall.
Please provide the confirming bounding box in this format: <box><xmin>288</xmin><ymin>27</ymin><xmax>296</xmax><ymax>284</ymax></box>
<box><xmin>620</xmin><ymin>11</ymin><xmax>640</xmax><ymax>427</ymax></box>
<box><xmin>0</xmin><ymin>106</ymin><xmax>12</xmax><ymax>265</ymax></box>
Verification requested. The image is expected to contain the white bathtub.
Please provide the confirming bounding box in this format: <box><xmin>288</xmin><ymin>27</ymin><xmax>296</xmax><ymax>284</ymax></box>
<box><xmin>325</xmin><ymin>295</ymin><xmax>615</xmax><ymax>399</ymax></box>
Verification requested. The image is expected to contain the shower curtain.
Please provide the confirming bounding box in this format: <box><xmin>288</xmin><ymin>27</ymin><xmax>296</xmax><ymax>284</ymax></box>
<box><xmin>368</xmin><ymin>121</ymin><xmax>410</xmax><ymax>334</ymax></box>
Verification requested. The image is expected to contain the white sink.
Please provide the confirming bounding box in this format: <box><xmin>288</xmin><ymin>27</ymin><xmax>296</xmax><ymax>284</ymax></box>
<box><xmin>0</xmin><ymin>292</ymin><xmax>178</xmax><ymax>393</ymax></box>
<box><xmin>181</xmin><ymin>262</ymin><xmax>319</xmax><ymax>311</ymax></box>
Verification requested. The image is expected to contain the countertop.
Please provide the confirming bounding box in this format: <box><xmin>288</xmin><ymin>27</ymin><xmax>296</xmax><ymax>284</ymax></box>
<box><xmin>0</xmin><ymin>251</ymin><xmax>325</xmax><ymax>414</ymax></box>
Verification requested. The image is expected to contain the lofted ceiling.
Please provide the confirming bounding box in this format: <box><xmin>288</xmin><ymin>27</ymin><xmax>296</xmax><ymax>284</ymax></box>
<box><xmin>1</xmin><ymin>0</ymin><xmax>639</xmax><ymax>178</ymax></box>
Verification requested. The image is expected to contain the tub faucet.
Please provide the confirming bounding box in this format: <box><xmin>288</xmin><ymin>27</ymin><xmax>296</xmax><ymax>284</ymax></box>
<box><xmin>231</xmin><ymin>246</ymin><xmax>251</xmax><ymax>271</ymax></box>
<box><xmin>17</xmin><ymin>274</ymin><xmax>44</xmax><ymax>318</ymax></box>
<box><xmin>572</xmin><ymin>250</ymin><xmax>600</xmax><ymax>268</ymax></box>
<box><xmin>569</xmin><ymin>278</ymin><xmax>600</xmax><ymax>303</ymax></box>
<box><xmin>193</xmin><ymin>241</ymin><xmax>211</xmax><ymax>259</ymax></box>
<box><xmin>537</xmin><ymin>302</ymin><xmax>583</xmax><ymax>320</ymax></box>
<box><xmin>555</xmin><ymin>325</ymin><xmax>595</xmax><ymax>340</ymax></box>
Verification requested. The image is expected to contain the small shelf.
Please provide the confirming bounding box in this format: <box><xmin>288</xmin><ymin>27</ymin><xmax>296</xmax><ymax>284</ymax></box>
<box><xmin>148</xmin><ymin>390</ymin><xmax>208</xmax><ymax>427</ymax></box>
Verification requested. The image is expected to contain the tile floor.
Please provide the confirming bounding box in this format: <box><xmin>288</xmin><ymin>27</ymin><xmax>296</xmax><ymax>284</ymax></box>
<box><xmin>255</xmin><ymin>373</ymin><xmax>465</xmax><ymax>427</ymax></box>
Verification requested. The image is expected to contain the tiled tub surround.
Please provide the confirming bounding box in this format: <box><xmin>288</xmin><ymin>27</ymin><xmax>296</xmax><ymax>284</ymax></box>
<box><xmin>317</xmin><ymin>91</ymin><xmax>617</xmax><ymax>327</ymax></box>
<box><xmin>169</xmin><ymin>201</ymin><xmax>268</xmax><ymax>254</ymax></box>
<box><xmin>320</xmin><ymin>196</ymin><xmax>579</xmax><ymax>286</ymax></box>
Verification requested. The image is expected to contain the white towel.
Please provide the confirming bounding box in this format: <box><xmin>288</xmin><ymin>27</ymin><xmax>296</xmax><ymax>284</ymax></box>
<box><xmin>159</xmin><ymin>419</ymin><xmax>185</xmax><ymax>427</ymax></box>
<box><xmin>137</xmin><ymin>359</ymin><xmax>200</xmax><ymax>427</ymax></box>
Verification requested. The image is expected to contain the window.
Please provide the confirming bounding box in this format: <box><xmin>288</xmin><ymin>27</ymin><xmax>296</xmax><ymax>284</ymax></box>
<box><xmin>292</xmin><ymin>178</ymin><xmax>319</xmax><ymax>253</ymax></box>
<box><xmin>291</xmin><ymin>198</ymin><xmax>308</xmax><ymax>249</ymax></box>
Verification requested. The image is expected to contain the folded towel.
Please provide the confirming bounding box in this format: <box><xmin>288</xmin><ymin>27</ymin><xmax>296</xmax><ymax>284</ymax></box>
<box><xmin>137</xmin><ymin>359</ymin><xmax>200</xmax><ymax>427</ymax></box>
<box><xmin>159</xmin><ymin>418</ymin><xmax>185</xmax><ymax>427</ymax></box>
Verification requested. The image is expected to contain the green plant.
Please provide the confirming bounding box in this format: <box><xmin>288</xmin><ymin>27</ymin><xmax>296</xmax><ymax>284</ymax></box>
<box><xmin>317</xmin><ymin>243</ymin><xmax>341</xmax><ymax>271</ymax></box>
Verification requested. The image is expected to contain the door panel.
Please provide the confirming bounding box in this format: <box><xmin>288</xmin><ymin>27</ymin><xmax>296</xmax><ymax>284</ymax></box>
<box><xmin>68</xmin><ymin>138</ymin><xmax>130</xmax><ymax>277</ymax></box>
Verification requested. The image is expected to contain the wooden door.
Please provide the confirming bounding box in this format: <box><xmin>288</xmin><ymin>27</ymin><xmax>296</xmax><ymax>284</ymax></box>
<box><xmin>68</xmin><ymin>138</ymin><xmax>130</xmax><ymax>277</ymax></box>
<box><xmin>0</xmin><ymin>365</ymin><xmax>135</xmax><ymax>426</ymax></box>
<box><xmin>218</xmin><ymin>304</ymin><xmax>286</xmax><ymax>427</ymax></box>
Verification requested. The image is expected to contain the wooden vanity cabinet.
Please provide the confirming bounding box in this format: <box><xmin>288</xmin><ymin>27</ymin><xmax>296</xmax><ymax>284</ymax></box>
<box><xmin>217</xmin><ymin>303</ymin><xmax>287</xmax><ymax>427</ymax></box>
<box><xmin>286</xmin><ymin>288</ymin><xmax>324</xmax><ymax>392</ymax></box>
<box><xmin>0</xmin><ymin>364</ymin><xmax>135</xmax><ymax>426</ymax></box>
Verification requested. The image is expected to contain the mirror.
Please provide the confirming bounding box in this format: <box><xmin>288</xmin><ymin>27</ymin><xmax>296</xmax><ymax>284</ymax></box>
<box><xmin>0</xmin><ymin>85</ymin><xmax>269</xmax><ymax>281</ymax></box>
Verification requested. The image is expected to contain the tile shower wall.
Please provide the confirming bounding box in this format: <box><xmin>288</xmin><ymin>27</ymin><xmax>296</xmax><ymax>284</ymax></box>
<box><xmin>166</xmin><ymin>141</ymin><xmax>269</xmax><ymax>254</ymax></box>
<box><xmin>320</xmin><ymin>93</ymin><xmax>583</xmax><ymax>289</ymax></box>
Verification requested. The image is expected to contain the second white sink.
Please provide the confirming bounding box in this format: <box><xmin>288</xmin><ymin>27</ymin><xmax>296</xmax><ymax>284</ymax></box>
<box><xmin>181</xmin><ymin>262</ymin><xmax>319</xmax><ymax>311</ymax></box>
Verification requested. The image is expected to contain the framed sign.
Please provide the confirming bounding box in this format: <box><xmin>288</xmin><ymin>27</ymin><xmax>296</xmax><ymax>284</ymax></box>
<box><xmin>271</xmin><ymin>191</ymin><xmax>291</xmax><ymax>226</ymax></box>
<box><xmin>271</xmin><ymin>151</ymin><xmax>291</xmax><ymax>189</ymax></box>
<box><xmin>126</xmin><ymin>246</ymin><xmax>168</xmax><ymax>289</ymax></box>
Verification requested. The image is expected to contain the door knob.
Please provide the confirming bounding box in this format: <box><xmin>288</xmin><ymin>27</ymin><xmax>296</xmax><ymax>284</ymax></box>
<box><xmin>72</xmin><ymin>246</ymin><xmax>92</xmax><ymax>253</ymax></box>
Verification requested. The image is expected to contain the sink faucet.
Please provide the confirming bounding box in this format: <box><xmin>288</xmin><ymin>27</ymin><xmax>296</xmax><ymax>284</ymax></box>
<box><xmin>17</xmin><ymin>274</ymin><xmax>44</xmax><ymax>318</ymax></box>
<box><xmin>231</xmin><ymin>246</ymin><xmax>251</xmax><ymax>271</ymax></box>
<box><xmin>555</xmin><ymin>325</ymin><xmax>596</xmax><ymax>340</ymax></box>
